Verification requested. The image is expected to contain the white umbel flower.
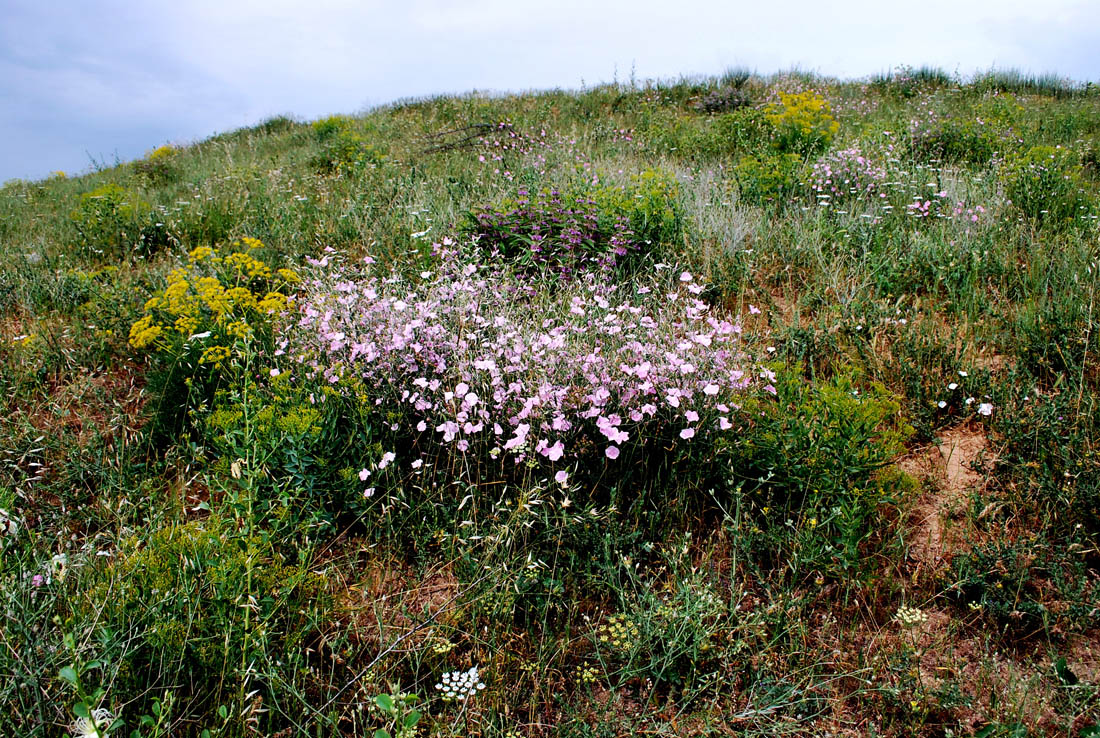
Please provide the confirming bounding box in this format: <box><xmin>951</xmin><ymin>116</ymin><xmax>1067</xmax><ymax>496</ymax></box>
<box><xmin>435</xmin><ymin>665</ymin><xmax>486</xmax><ymax>701</ymax></box>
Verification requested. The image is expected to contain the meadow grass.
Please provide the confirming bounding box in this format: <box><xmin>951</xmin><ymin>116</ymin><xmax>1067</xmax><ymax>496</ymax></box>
<box><xmin>1</xmin><ymin>67</ymin><xmax>1099</xmax><ymax>737</ymax></box>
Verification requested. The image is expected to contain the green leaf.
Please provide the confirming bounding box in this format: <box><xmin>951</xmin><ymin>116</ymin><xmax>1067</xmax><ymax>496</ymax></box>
<box><xmin>218</xmin><ymin>704</ymin><xmax>228</xmax><ymax>720</ymax></box>
<box><xmin>1054</xmin><ymin>655</ymin><xmax>1079</xmax><ymax>685</ymax></box>
<box><xmin>375</xmin><ymin>694</ymin><xmax>394</xmax><ymax>713</ymax></box>
<box><xmin>73</xmin><ymin>701</ymin><xmax>91</xmax><ymax>719</ymax></box>
<box><xmin>404</xmin><ymin>710</ymin><xmax>421</xmax><ymax>728</ymax></box>
<box><xmin>374</xmin><ymin>730</ymin><xmax>391</xmax><ymax>738</ymax></box>
<box><xmin>59</xmin><ymin>666</ymin><xmax>79</xmax><ymax>685</ymax></box>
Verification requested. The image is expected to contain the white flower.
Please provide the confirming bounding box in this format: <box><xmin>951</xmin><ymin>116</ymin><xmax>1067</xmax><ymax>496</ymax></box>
<box><xmin>435</xmin><ymin>665</ymin><xmax>486</xmax><ymax>701</ymax></box>
<box><xmin>0</xmin><ymin>508</ymin><xmax>19</xmax><ymax>540</ymax></box>
<box><xmin>71</xmin><ymin>707</ymin><xmax>114</xmax><ymax>738</ymax></box>
<box><xmin>978</xmin><ymin>402</ymin><xmax>993</xmax><ymax>416</ymax></box>
<box><xmin>894</xmin><ymin>605</ymin><xmax>928</xmax><ymax>628</ymax></box>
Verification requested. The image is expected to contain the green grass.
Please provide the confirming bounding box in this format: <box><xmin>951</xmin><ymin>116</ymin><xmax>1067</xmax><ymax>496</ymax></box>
<box><xmin>1</xmin><ymin>67</ymin><xmax>1100</xmax><ymax>737</ymax></box>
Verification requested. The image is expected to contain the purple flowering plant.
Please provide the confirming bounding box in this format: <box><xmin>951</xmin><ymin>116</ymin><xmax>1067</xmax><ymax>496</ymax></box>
<box><xmin>279</xmin><ymin>240</ymin><xmax>768</xmax><ymax>498</ymax></box>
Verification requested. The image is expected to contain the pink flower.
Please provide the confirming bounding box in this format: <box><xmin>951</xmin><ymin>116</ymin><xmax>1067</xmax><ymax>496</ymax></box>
<box><xmin>363</xmin><ymin>487</ymin><xmax>375</xmax><ymax>498</ymax></box>
<box><xmin>358</xmin><ymin>468</ymin><xmax>371</xmax><ymax>481</ymax></box>
<box><xmin>543</xmin><ymin>440</ymin><xmax>565</xmax><ymax>461</ymax></box>
<box><xmin>703</xmin><ymin>384</ymin><xmax>719</xmax><ymax>396</ymax></box>
<box><xmin>749</xmin><ymin>304</ymin><xmax>761</xmax><ymax>315</ymax></box>
<box><xmin>555</xmin><ymin>470</ymin><xmax>569</xmax><ymax>485</ymax></box>
<box><xmin>719</xmin><ymin>417</ymin><xmax>732</xmax><ymax>430</ymax></box>
<box><xmin>605</xmin><ymin>445</ymin><xmax>620</xmax><ymax>460</ymax></box>
<box><xmin>680</xmin><ymin>427</ymin><xmax>695</xmax><ymax>439</ymax></box>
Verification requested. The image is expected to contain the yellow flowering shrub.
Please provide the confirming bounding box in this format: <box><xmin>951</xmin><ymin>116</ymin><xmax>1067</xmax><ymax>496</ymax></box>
<box><xmin>765</xmin><ymin>91</ymin><xmax>839</xmax><ymax>154</ymax></box>
<box><xmin>129</xmin><ymin>238</ymin><xmax>298</xmax><ymax>371</ymax></box>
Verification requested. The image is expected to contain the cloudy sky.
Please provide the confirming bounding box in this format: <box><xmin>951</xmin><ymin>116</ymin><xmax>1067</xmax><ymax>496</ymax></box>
<box><xmin>2</xmin><ymin>0</ymin><xmax>1097</xmax><ymax>183</ymax></box>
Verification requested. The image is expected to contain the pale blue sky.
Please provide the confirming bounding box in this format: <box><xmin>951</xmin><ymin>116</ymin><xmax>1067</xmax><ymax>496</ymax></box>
<box><xmin>2</xmin><ymin>0</ymin><xmax>1097</xmax><ymax>183</ymax></box>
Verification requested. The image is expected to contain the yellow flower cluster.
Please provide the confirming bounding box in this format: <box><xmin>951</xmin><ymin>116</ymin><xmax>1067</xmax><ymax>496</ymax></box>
<box><xmin>128</xmin><ymin>238</ymin><xmax>299</xmax><ymax>363</ymax></box>
<box><xmin>765</xmin><ymin>91</ymin><xmax>839</xmax><ymax>153</ymax></box>
<box><xmin>596</xmin><ymin>613</ymin><xmax>640</xmax><ymax>652</ymax></box>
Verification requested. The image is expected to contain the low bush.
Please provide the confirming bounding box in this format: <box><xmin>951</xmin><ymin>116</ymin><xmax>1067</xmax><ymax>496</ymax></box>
<box><xmin>465</xmin><ymin>168</ymin><xmax>681</xmax><ymax>278</ymax></box>
<box><xmin>70</xmin><ymin>183</ymin><xmax>173</xmax><ymax>260</ymax></box>
<box><xmin>128</xmin><ymin>238</ymin><xmax>299</xmax><ymax>441</ymax></box>
<box><xmin>808</xmin><ymin>146</ymin><xmax>888</xmax><ymax>205</ymax></box>
<box><xmin>311</xmin><ymin>115</ymin><xmax>384</xmax><ymax>174</ymax></box>
<box><xmin>765</xmin><ymin>90</ymin><xmax>839</xmax><ymax>155</ymax></box>
<box><xmin>909</xmin><ymin>119</ymin><xmax>1000</xmax><ymax>164</ymax></box>
<box><xmin>282</xmin><ymin>250</ymin><xmax>764</xmax><ymax>522</ymax></box>
<box><xmin>733</xmin><ymin>151</ymin><xmax>805</xmax><ymax>205</ymax></box>
<box><xmin>1003</xmin><ymin>145</ymin><xmax>1089</xmax><ymax>227</ymax></box>
<box><xmin>82</xmin><ymin>516</ymin><xmax>328</xmax><ymax>729</ymax></box>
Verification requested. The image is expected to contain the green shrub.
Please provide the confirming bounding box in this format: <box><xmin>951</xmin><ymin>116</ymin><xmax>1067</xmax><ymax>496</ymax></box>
<box><xmin>733</xmin><ymin>152</ymin><xmax>804</xmax><ymax>205</ymax></box>
<box><xmin>70</xmin><ymin>183</ymin><xmax>172</xmax><ymax>259</ymax></box>
<box><xmin>949</xmin><ymin>537</ymin><xmax>1099</xmax><ymax>636</ymax></box>
<box><xmin>84</xmin><ymin>517</ymin><xmax>327</xmax><ymax>728</ymax></box>
<box><xmin>910</xmin><ymin>119</ymin><xmax>1000</xmax><ymax>163</ymax></box>
<box><xmin>134</xmin><ymin>144</ymin><xmax>181</xmax><ymax>184</ymax></box>
<box><xmin>311</xmin><ymin>116</ymin><xmax>384</xmax><ymax>174</ymax></box>
<box><xmin>1003</xmin><ymin>145</ymin><xmax>1089</xmax><ymax>227</ymax></box>
<box><xmin>727</xmin><ymin>371</ymin><xmax>913</xmax><ymax>576</ymax></box>
<box><xmin>711</xmin><ymin>107</ymin><xmax>774</xmax><ymax>155</ymax></box>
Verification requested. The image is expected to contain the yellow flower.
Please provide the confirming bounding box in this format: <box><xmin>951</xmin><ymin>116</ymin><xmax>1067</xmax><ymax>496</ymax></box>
<box><xmin>128</xmin><ymin>315</ymin><xmax>164</xmax><ymax>348</ymax></box>
<box><xmin>188</xmin><ymin>246</ymin><xmax>215</xmax><ymax>263</ymax></box>
<box><xmin>199</xmin><ymin>345</ymin><xmax>231</xmax><ymax>367</ymax></box>
<box><xmin>276</xmin><ymin>268</ymin><xmax>301</xmax><ymax>284</ymax></box>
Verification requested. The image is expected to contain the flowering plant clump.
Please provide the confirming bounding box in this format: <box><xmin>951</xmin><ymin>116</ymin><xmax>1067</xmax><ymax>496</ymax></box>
<box><xmin>284</xmin><ymin>242</ymin><xmax>764</xmax><ymax>489</ymax></box>
<box><xmin>468</xmin><ymin>186</ymin><xmax>634</xmax><ymax>277</ymax></box>
<box><xmin>129</xmin><ymin>238</ymin><xmax>299</xmax><ymax>368</ymax></box>
<box><xmin>765</xmin><ymin>91</ymin><xmax>839</xmax><ymax>155</ymax></box>
<box><xmin>1003</xmin><ymin>145</ymin><xmax>1089</xmax><ymax>226</ymax></box>
<box><xmin>136</xmin><ymin>144</ymin><xmax>181</xmax><ymax>183</ymax></box>
<box><xmin>466</xmin><ymin>168</ymin><xmax>681</xmax><ymax>279</ymax></box>
<box><xmin>311</xmin><ymin>115</ymin><xmax>384</xmax><ymax>174</ymax></box>
<box><xmin>808</xmin><ymin>147</ymin><xmax>887</xmax><ymax>205</ymax></box>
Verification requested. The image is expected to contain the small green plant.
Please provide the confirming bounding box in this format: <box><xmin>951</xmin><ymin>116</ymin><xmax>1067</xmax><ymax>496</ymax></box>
<box><xmin>1003</xmin><ymin>145</ymin><xmax>1089</xmax><ymax>227</ymax></box>
<box><xmin>311</xmin><ymin>115</ymin><xmax>384</xmax><ymax>174</ymax></box>
<box><xmin>733</xmin><ymin>151</ymin><xmax>804</xmax><ymax>205</ymax></box>
<box><xmin>70</xmin><ymin>183</ymin><xmax>171</xmax><ymax>259</ymax></box>
<box><xmin>59</xmin><ymin>634</ymin><xmax>124</xmax><ymax>738</ymax></box>
<box><xmin>372</xmin><ymin>691</ymin><xmax>422</xmax><ymax>738</ymax></box>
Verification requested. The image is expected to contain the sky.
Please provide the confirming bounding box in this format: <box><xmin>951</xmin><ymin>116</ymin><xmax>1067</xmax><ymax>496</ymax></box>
<box><xmin>2</xmin><ymin>0</ymin><xmax>1098</xmax><ymax>183</ymax></box>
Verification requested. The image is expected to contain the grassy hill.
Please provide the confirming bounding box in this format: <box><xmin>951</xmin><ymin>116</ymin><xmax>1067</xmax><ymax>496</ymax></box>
<box><xmin>2</xmin><ymin>67</ymin><xmax>1100</xmax><ymax>737</ymax></box>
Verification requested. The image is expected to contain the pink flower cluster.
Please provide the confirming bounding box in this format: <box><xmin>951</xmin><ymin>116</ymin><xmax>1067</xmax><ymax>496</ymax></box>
<box><xmin>809</xmin><ymin>147</ymin><xmax>887</xmax><ymax>204</ymax></box>
<box><xmin>283</xmin><ymin>246</ymin><xmax>764</xmax><ymax>483</ymax></box>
